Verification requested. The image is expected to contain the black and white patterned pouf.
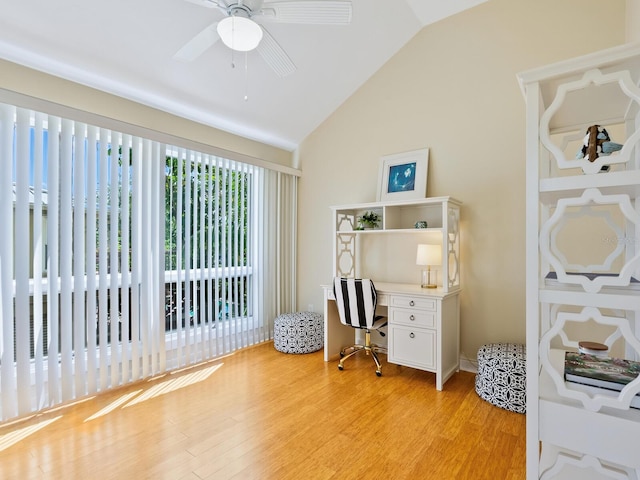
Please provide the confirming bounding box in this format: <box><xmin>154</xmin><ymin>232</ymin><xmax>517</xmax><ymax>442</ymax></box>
<box><xmin>475</xmin><ymin>343</ymin><xmax>526</xmax><ymax>414</ymax></box>
<box><xmin>273</xmin><ymin>312</ymin><xmax>324</xmax><ymax>354</ymax></box>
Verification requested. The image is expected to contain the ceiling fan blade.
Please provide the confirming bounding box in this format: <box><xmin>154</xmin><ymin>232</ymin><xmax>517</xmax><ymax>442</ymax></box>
<box><xmin>256</xmin><ymin>26</ymin><xmax>296</xmax><ymax>77</ymax></box>
<box><xmin>174</xmin><ymin>22</ymin><xmax>221</xmax><ymax>61</ymax></box>
<box><xmin>260</xmin><ymin>0</ymin><xmax>352</xmax><ymax>25</ymax></box>
<box><xmin>182</xmin><ymin>0</ymin><xmax>226</xmax><ymax>9</ymax></box>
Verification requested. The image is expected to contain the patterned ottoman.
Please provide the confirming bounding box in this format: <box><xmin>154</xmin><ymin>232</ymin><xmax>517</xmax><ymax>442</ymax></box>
<box><xmin>475</xmin><ymin>343</ymin><xmax>526</xmax><ymax>414</ymax></box>
<box><xmin>273</xmin><ymin>312</ymin><xmax>324</xmax><ymax>354</ymax></box>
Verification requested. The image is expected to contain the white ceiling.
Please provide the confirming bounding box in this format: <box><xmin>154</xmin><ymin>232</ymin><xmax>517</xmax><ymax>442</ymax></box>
<box><xmin>0</xmin><ymin>0</ymin><xmax>487</xmax><ymax>151</ymax></box>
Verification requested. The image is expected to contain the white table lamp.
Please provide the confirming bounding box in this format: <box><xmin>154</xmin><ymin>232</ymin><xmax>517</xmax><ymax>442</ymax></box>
<box><xmin>416</xmin><ymin>244</ymin><xmax>441</xmax><ymax>288</ymax></box>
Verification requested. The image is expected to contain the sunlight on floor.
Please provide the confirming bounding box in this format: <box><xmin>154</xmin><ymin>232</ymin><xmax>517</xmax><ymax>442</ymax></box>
<box><xmin>0</xmin><ymin>362</ymin><xmax>226</xmax><ymax>449</ymax></box>
<box><xmin>84</xmin><ymin>390</ymin><xmax>142</xmax><ymax>422</ymax></box>
<box><xmin>0</xmin><ymin>416</ymin><xmax>61</xmax><ymax>452</ymax></box>
<box><xmin>124</xmin><ymin>363</ymin><xmax>223</xmax><ymax>408</ymax></box>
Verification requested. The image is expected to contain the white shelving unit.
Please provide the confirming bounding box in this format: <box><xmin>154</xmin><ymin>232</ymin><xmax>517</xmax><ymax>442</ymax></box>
<box><xmin>331</xmin><ymin>196</ymin><xmax>461</xmax><ymax>292</ymax></box>
<box><xmin>518</xmin><ymin>43</ymin><xmax>640</xmax><ymax>479</ymax></box>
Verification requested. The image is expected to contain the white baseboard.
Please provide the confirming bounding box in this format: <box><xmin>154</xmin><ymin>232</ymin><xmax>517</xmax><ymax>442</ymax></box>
<box><xmin>459</xmin><ymin>354</ymin><xmax>477</xmax><ymax>374</ymax></box>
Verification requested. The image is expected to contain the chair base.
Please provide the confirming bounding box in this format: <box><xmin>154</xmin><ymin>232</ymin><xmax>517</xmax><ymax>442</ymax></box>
<box><xmin>338</xmin><ymin>330</ymin><xmax>387</xmax><ymax>376</ymax></box>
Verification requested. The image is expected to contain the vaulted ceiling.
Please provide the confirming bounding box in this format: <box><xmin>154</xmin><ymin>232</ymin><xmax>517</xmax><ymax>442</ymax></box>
<box><xmin>0</xmin><ymin>0</ymin><xmax>487</xmax><ymax>151</ymax></box>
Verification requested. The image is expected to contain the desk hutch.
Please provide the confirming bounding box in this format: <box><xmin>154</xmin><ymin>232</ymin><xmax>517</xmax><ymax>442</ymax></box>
<box><xmin>323</xmin><ymin>196</ymin><xmax>462</xmax><ymax>390</ymax></box>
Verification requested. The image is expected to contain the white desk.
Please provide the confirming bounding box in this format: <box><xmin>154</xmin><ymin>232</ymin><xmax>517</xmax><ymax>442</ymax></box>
<box><xmin>323</xmin><ymin>282</ymin><xmax>460</xmax><ymax>390</ymax></box>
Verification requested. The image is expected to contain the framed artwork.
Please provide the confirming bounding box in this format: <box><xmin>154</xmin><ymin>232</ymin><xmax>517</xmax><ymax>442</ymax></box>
<box><xmin>377</xmin><ymin>148</ymin><xmax>429</xmax><ymax>201</ymax></box>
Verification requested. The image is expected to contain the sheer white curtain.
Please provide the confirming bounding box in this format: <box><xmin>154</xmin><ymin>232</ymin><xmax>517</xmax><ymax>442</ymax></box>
<box><xmin>0</xmin><ymin>99</ymin><xmax>297</xmax><ymax>422</ymax></box>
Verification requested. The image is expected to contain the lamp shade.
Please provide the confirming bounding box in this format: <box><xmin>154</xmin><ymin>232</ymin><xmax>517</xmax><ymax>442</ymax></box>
<box><xmin>416</xmin><ymin>244</ymin><xmax>441</xmax><ymax>266</ymax></box>
<box><xmin>217</xmin><ymin>16</ymin><xmax>263</xmax><ymax>52</ymax></box>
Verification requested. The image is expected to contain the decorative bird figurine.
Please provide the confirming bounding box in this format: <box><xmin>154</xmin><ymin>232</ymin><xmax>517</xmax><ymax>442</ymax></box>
<box><xmin>575</xmin><ymin>125</ymin><xmax>623</xmax><ymax>173</ymax></box>
<box><xmin>575</xmin><ymin>124</ymin><xmax>623</xmax><ymax>171</ymax></box>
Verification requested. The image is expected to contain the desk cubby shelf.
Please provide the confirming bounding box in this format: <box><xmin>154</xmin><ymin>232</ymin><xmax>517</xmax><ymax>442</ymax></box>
<box><xmin>331</xmin><ymin>196</ymin><xmax>461</xmax><ymax>293</ymax></box>
<box><xmin>519</xmin><ymin>42</ymin><xmax>640</xmax><ymax>479</ymax></box>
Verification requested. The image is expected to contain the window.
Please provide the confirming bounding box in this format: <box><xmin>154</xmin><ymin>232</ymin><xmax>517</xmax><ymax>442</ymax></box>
<box><xmin>0</xmin><ymin>99</ymin><xmax>297</xmax><ymax>422</ymax></box>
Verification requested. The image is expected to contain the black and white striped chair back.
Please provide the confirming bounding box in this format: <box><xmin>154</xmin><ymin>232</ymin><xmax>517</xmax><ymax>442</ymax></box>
<box><xmin>333</xmin><ymin>277</ymin><xmax>377</xmax><ymax>329</ymax></box>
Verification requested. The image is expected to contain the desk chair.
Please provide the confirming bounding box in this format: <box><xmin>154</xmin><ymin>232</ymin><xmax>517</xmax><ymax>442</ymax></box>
<box><xmin>333</xmin><ymin>277</ymin><xmax>388</xmax><ymax>376</ymax></box>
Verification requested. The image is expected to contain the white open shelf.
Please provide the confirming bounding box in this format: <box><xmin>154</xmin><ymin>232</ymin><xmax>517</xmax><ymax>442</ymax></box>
<box><xmin>519</xmin><ymin>42</ymin><xmax>640</xmax><ymax>478</ymax></box>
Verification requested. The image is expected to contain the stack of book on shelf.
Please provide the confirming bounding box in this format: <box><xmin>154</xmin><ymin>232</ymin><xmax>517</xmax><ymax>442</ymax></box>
<box><xmin>564</xmin><ymin>351</ymin><xmax>640</xmax><ymax>409</ymax></box>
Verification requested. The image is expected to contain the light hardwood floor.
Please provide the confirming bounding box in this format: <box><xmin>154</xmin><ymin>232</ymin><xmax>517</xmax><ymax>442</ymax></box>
<box><xmin>0</xmin><ymin>343</ymin><xmax>525</xmax><ymax>479</ymax></box>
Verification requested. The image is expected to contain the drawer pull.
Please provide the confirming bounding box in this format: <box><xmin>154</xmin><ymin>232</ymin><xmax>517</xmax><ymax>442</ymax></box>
<box><xmin>409</xmin><ymin>332</ymin><xmax>415</xmax><ymax>339</ymax></box>
<box><xmin>409</xmin><ymin>315</ymin><xmax>415</xmax><ymax>321</ymax></box>
<box><xmin>409</xmin><ymin>300</ymin><xmax>415</xmax><ymax>306</ymax></box>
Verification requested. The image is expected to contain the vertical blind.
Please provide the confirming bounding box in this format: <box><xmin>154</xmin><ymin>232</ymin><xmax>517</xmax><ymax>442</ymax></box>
<box><xmin>0</xmin><ymin>100</ymin><xmax>297</xmax><ymax>422</ymax></box>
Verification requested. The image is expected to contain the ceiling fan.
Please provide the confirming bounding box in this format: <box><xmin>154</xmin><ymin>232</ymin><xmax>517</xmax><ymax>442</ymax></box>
<box><xmin>174</xmin><ymin>0</ymin><xmax>352</xmax><ymax>77</ymax></box>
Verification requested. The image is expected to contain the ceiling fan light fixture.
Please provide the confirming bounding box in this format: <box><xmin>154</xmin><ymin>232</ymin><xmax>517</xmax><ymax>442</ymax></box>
<box><xmin>217</xmin><ymin>15</ymin><xmax>263</xmax><ymax>52</ymax></box>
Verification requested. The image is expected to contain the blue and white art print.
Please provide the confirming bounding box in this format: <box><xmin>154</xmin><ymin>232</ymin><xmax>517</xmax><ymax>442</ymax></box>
<box><xmin>387</xmin><ymin>162</ymin><xmax>416</xmax><ymax>193</ymax></box>
<box><xmin>377</xmin><ymin>148</ymin><xmax>428</xmax><ymax>201</ymax></box>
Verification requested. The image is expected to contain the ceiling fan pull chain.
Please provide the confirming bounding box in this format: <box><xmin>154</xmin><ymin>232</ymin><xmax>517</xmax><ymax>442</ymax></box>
<box><xmin>244</xmin><ymin>51</ymin><xmax>249</xmax><ymax>101</ymax></box>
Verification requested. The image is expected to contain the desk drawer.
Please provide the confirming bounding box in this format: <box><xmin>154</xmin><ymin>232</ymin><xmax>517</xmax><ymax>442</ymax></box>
<box><xmin>389</xmin><ymin>307</ymin><xmax>435</xmax><ymax>328</ymax></box>
<box><xmin>388</xmin><ymin>325</ymin><xmax>436</xmax><ymax>371</ymax></box>
<box><xmin>390</xmin><ymin>295</ymin><xmax>437</xmax><ymax>312</ymax></box>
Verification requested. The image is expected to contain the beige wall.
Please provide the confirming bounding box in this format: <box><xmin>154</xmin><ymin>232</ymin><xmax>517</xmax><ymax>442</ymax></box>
<box><xmin>628</xmin><ymin>0</ymin><xmax>640</xmax><ymax>42</ymax></box>
<box><xmin>296</xmin><ymin>0</ymin><xmax>626</xmax><ymax>364</ymax></box>
<box><xmin>0</xmin><ymin>59</ymin><xmax>293</xmax><ymax>168</ymax></box>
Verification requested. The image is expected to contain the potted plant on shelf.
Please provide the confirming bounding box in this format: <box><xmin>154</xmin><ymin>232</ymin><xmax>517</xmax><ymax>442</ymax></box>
<box><xmin>358</xmin><ymin>211</ymin><xmax>381</xmax><ymax>230</ymax></box>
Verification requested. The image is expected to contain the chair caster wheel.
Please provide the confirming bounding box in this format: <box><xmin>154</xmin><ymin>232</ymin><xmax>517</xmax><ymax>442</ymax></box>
<box><xmin>339</xmin><ymin>352</ymin><xmax>345</xmax><ymax>358</ymax></box>
<box><xmin>376</xmin><ymin>371</ymin><xmax>382</xmax><ymax>377</ymax></box>
<box><xmin>338</xmin><ymin>364</ymin><xmax>344</xmax><ymax>370</ymax></box>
